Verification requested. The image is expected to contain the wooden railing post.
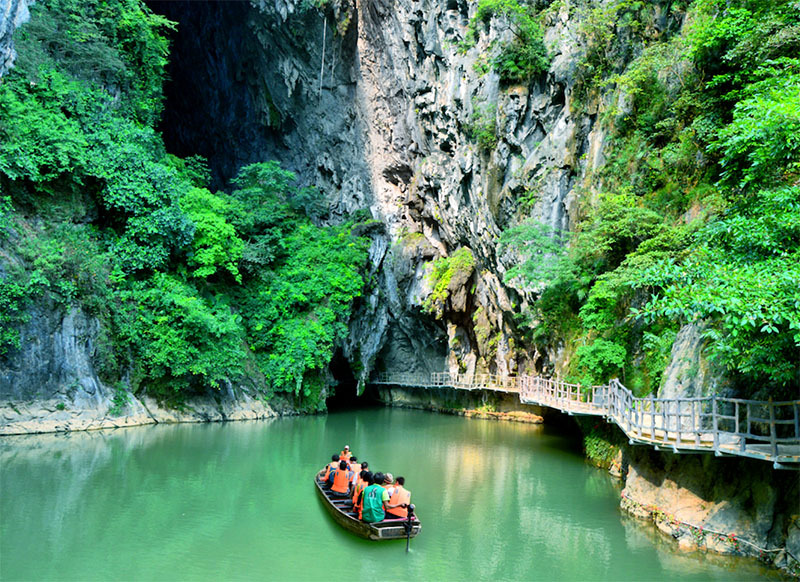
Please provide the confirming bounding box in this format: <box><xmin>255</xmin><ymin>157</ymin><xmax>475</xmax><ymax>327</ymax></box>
<box><xmin>650</xmin><ymin>394</ymin><xmax>655</xmax><ymax>439</ymax></box>
<box><xmin>737</xmin><ymin>401</ymin><xmax>745</xmax><ymax>453</ymax></box>
<box><xmin>712</xmin><ymin>395</ymin><xmax>719</xmax><ymax>452</ymax></box>
<box><xmin>769</xmin><ymin>399</ymin><xmax>778</xmax><ymax>461</ymax></box>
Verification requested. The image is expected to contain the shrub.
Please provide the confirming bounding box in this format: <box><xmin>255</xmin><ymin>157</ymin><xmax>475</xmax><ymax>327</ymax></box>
<box><xmin>423</xmin><ymin>248</ymin><xmax>476</xmax><ymax>317</ymax></box>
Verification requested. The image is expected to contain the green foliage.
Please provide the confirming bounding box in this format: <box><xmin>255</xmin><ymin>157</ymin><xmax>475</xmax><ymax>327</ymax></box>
<box><xmin>423</xmin><ymin>248</ymin><xmax>476</xmax><ymax>317</ymax></box>
<box><xmin>636</xmin><ymin>327</ymin><xmax>679</xmax><ymax>393</ymax></box>
<box><xmin>499</xmin><ymin>219</ymin><xmax>569</xmax><ymax>287</ymax></box>
<box><xmin>16</xmin><ymin>222</ymin><xmax>113</xmax><ymax>309</ymax></box>
<box><xmin>0</xmin><ymin>278</ymin><xmax>28</xmax><ymax>355</ymax></box>
<box><xmin>633</xmin><ymin>187</ymin><xmax>800</xmax><ymax>392</ymax></box>
<box><xmin>0</xmin><ymin>1</ymin><xmax>192</xmax><ymax>273</ymax></box>
<box><xmin>491</xmin><ymin>18</ymin><xmax>548</xmax><ymax>84</ymax></box>
<box><xmin>117</xmin><ymin>273</ymin><xmax>245</xmax><ymax>392</ymax></box>
<box><xmin>241</xmin><ymin>220</ymin><xmax>370</xmax><ymax>398</ymax></box>
<box><xmin>11</xmin><ymin>0</ymin><xmax>174</xmax><ymax>125</ymax></box>
<box><xmin>581</xmin><ymin>421</ymin><xmax>622</xmax><ymax>469</ymax></box>
<box><xmin>502</xmin><ymin>0</ymin><xmax>800</xmax><ymax>397</ymax></box>
<box><xmin>573</xmin><ymin>0</ymin><xmax>649</xmax><ymax>105</ymax></box>
<box><xmin>464</xmin><ymin>0</ymin><xmax>550</xmax><ymax>84</ymax></box>
<box><xmin>714</xmin><ymin>72</ymin><xmax>800</xmax><ymax>188</ymax></box>
<box><xmin>465</xmin><ymin>100</ymin><xmax>499</xmax><ymax>151</ymax></box>
<box><xmin>108</xmin><ymin>384</ymin><xmax>131</xmax><ymax>416</ymax></box>
<box><xmin>180</xmin><ymin>188</ymin><xmax>243</xmax><ymax>282</ymax></box>
<box><xmin>0</xmin><ymin>196</ymin><xmax>11</xmax><ymax>237</ymax></box>
<box><xmin>574</xmin><ymin>339</ymin><xmax>627</xmax><ymax>387</ymax></box>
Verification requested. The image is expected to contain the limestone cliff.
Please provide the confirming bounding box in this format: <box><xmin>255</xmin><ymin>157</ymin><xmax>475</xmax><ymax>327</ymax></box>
<box><xmin>0</xmin><ymin>0</ymin><xmax>31</xmax><ymax>78</ymax></box>
<box><xmin>155</xmin><ymin>0</ymin><xmax>674</xmax><ymax>390</ymax></box>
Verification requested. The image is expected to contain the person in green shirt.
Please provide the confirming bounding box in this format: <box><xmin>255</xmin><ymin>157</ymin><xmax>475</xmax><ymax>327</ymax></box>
<box><xmin>360</xmin><ymin>472</ymin><xmax>390</xmax><ymax>523</ymax></box>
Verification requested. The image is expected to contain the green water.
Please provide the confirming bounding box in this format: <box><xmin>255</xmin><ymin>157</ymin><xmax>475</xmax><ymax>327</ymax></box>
<box><xmin>0</xmin><ymin>408</ymin><xmax>776</xmax><ymax>581</ymax></box>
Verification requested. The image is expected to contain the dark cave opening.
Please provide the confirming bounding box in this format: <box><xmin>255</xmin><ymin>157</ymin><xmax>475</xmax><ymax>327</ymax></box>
<box><xmin>146</xmin><ymin>0</ymin><xmax>280</xmax><ymax>190</ymax></box>
<box><xmin>326</xmin><ymin>349</ymin><xmax>379</xmax><ymax>410</ymax></box>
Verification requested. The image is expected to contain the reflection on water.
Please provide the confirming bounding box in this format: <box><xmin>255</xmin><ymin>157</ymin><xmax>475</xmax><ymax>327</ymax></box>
<box><xmin>0</xmin><ymin>409</ymin><xmax>777</xmax><ymax>581</ymax></box>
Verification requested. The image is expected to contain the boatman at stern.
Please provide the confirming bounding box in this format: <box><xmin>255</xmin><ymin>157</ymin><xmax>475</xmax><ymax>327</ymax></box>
<box><xmin>385</xmin><ymin>476</ymin><xmax>411</xmax><ymax>519</ymax></box>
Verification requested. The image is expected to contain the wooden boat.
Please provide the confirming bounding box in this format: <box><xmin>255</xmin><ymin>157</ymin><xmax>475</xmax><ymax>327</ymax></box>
<box><xmin>315</xmin><ymin>471</ymin><xmax>422</xmax><ymax>541</ymax></box>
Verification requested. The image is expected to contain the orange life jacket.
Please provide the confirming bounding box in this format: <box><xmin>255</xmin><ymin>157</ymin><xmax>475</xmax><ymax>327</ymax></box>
<box><xmin>322</xmin><ymin>461</ymin><xmax>337</xmax><ymax>483</ymax></box>
<box><xmin>331</xmin><ymin>468</ymin><xmax>354</xmax><ymax>494</ymax></box>
<box><xmin>388</xmin><ymin>485</ymin><xmax>411</xmax><ymax>517</ymax></box>
<box><xmin>340</xmin><ymin>450</ymin><xmax>352</xmax><ymax>462</ymax></box>
<box><xmin>349</xmin><ymin>464</ymin><xmax>361</xmax><ymax>482</ymax></box>
<box><xmin>352</xmin><ymin>479</ymin><xmax>366</xmax><ymax>506</ymax></box>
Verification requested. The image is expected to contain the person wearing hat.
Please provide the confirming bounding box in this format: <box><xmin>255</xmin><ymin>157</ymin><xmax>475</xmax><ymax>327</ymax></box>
<box><xmin>382</xmin><ymin>473</ymin><xmax>395</xmax><ymax>498</ymax></box>
<box><xmin>340</xmin><ymin>445</ymin><xmax>352</xmax><ymax>463</ymax></box>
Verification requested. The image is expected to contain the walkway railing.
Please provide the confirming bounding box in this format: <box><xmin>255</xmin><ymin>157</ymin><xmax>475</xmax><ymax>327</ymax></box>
<box><xmin>372</xmin><ymin>373</ymin><xmax>800</xmax><ymax>467</ymax></box>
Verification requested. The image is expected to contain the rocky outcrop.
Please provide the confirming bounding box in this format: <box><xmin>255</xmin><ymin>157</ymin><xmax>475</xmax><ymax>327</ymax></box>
<box><xmin>658</xmin><ymin>324</ymin><xmax>731</xmax><ymax>400</ymax></box>
<box><xmin>141</xmin><ymin>0</ymin><xmax>694</xmax><ymax>391</ymax></box>
<box><xmin>0</xmin><ymin>302</ymin><xmax>280</xmax><ymax>435</ymax></box>
<box><xmin>0</xmin><ymin>0</ymin><xmax>31</xmax><ymax>78</ymax></box>
<box><xmin>620</xmin><ymin>446</ymin><xmax>800</xmax><ymax>575</ymax></box>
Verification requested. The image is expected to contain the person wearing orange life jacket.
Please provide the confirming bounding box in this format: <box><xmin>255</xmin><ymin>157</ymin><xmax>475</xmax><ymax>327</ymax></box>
<box><xmin>385</xmin><ymin>476</ymin><xmax>411</xmax><ymax>519</ymax></box>
<box><xmin>351</xmin><ymin>462</ymin><xmax>368</xmax><ymax>513</ymax></box>
<box><xmin>330</xmin><ymin>460</ymin><xmax>354</xmax><ymax>497</ymax></box>
<box><xmin>356</xmin><ymin>471</ymin><xmax>377</xmax><ymax>519</ymax></box>
<box><xmin>339</xmin><ymin>445</ymin><xmax>352</xmax><ymax>463</ymax></box>
<box><xmin>322</xmin><ymin>454</ymin><xmax>340</xmax><ymax>487</ymax></box>
<box><xmin>351</xmin><ymin>460</ymin><xmax>366</xmax><ymax>487</ymax></box>
<box><xmin>352</xmin><ymin>470</ymin><xmax>369</xmax><ymax>519</ymax></box>
<box><xmin>348</xmin><ymin>457</ymin><xmax>361</xmax><ymax>483</ymax></box>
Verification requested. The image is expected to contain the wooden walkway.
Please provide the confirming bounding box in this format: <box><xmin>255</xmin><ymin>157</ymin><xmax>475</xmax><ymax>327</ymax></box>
<box><xmin>371</xmin><ymin>373</ymin><xmax>800</xmax><ymax>468</ymax></box>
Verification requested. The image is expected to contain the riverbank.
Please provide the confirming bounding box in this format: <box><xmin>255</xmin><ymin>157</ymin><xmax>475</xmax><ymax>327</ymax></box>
<box><xmin>0</xmin><ymin>384</ymin><xmax>289</xmax><ymax>436</ymax></box>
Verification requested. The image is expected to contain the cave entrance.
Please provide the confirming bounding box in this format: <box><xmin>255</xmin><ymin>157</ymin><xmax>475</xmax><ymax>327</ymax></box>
<box><xmin>326</xmin><ymin>349</ymin><xmax>378</xmax><ymax>410</ymax></box>
<box><xmin>145</xmin><ymin>0</ymin><xmax>279</xmax><ymax>190</ymax></box>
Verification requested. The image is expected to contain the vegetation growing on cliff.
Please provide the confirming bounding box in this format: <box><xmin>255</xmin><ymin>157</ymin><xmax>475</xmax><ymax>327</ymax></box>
<box><xmin>503</xmin><ymin>0</ymin><xmax>800</xmax><ymax>398</ymax></box>
<box><xmin>423</xmin><ymin>248</ymin><xmax>476</xmax><ymax>318</ymax></box>
<box><xmin>0</xmin><ymin>0</ymin><xmax>370</xmax><ymax>408</ymax></box>
<box><xmin>462</xmin><ymin>0</ymin><xmax>550</xmax><ymax>84</ymax></box>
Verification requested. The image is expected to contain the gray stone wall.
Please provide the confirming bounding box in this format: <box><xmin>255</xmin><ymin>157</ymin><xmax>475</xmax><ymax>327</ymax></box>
<box><xmin>0</xmin><ymin>0</ymin><xmax>31</xmax><ymax>78</ymax></box>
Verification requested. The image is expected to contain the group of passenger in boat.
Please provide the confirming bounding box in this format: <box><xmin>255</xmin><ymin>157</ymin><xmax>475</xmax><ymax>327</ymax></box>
<box><xmin>320</xmin><ymin>445</ymin><xmax>412</xmax><ymax>523</ymax></box>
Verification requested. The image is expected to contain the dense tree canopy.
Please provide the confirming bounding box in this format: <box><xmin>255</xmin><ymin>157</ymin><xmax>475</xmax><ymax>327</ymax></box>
<box><xmin>501</xmin><ymin>0</ymin><xmax>800</xmax><ymax>397</ymax></box>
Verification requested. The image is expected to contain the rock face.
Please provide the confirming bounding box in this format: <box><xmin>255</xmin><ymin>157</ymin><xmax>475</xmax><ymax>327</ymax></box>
<box><xmin>658</xmin><ymin>324</ymin><xmax>731</xmax><ymax>400</ymax></box>
<box><xmin>620</xmin><ymin>447</ymin><xmax>800</xmax><ymax>574</ymax></box>
<box><xmin>0</xmin><ymin>0</ymin><xmax>31</xmax><ymax>78</ymax></box>
<box><xmin>150</xmin><ymin>0</ymin><xmax>650</xmax><ymax>389</ymax></box>
<box><xmin>374</xmin><ymin>383</ymin><xmax>546</xmax><ymax>423</ymax></box>
<box><xmin>0</xmin><ymin>301</ymin><xmax>279</xmax><ymax>435</ymax></box>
